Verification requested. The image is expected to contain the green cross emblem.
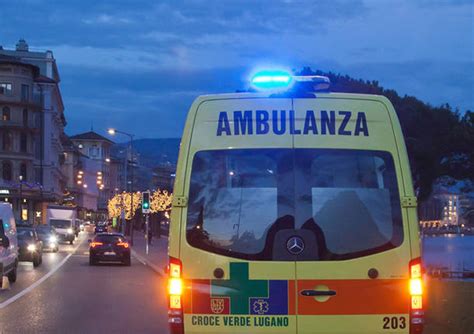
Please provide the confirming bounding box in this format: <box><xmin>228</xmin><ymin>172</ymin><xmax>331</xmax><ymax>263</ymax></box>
<box><xmin>211</xmin><ymin>262</ymin><xmax>268</xmax><ymax>315</ymax></box>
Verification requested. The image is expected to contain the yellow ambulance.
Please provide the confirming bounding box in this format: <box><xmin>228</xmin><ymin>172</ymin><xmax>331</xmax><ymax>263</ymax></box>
<box><xmin>167</xmin><ymin>71</ymin><xmax>424</xmax><ymax>334</ymax></box>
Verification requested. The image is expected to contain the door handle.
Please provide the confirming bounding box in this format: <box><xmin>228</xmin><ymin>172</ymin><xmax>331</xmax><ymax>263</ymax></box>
<box><xmin>300</xmin><ymin>289</ymin><xmax>336</xmax><ymax>297</ymax></box>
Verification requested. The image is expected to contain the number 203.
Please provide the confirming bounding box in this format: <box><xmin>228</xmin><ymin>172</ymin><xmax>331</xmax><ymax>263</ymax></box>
<box><xmin>383</xmin><ymin>316</ymin><xmax>406</xmax><ymax>330</ymax></box>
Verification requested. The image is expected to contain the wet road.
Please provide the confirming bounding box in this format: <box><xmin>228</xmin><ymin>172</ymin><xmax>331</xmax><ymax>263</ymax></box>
<box><xmin>0</xmin><ymin>232</ymin><xmax>169</xmax><ymax>333</ymax></box>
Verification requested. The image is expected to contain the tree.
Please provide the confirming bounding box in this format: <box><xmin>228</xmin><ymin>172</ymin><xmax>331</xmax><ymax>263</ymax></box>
<box><xmin>108</xmin><ymin>189</ymin><xmax>173</xmax><ymax>219</ymax></box>
<box><xmin>294</xmin><ymin>67</ymin><xmax>474</xmax><ymax>201</ymax></box>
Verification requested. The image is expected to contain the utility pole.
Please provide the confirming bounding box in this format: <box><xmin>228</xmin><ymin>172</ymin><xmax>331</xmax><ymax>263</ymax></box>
<box><xmin>142</xmin><ymin>191</ymin><xmax>150</xmax><ymax>254</ymax></box>
<box><xmin>130</xmin><ymin>139</ymin><xmax>134</xmax><ymax>246</ymax></box>
<box><xmin>19</xmin><ymin>175</ymin><xmax>23</xmax><ymax>222</ymax></box>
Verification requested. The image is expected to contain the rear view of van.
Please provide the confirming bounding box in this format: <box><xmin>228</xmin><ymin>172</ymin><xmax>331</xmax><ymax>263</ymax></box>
<box><xmin>0</xmin><ymin>202</ymin><xmax>19</xmax><ymax>288</ymax></box>
<box><xmin>168</xmin><ymin>74</ymin><xmax>423</xmax><ymax>334</ymax></box>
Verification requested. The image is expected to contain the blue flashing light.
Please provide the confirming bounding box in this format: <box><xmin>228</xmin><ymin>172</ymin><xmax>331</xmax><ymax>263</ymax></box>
<box><xmin>251</xmin><ymin>70</ymin><xmax>293</xmax><ymax>90</ymax></box>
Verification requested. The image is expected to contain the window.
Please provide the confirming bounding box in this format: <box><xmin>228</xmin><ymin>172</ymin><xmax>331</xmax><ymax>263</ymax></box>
<box><xmin>0</xmin><ymin>83</ymin><xmax>12</xmax><ymax>96</ymax></box>
<box><xmin>23</xmin><ymin>109</ymin><xmax>28</xmax><ymax>126</ymax></box>
<box><xmin>2</xmin><ymin>131</ymin><xmax>12</xmax><ymax>151</ymax></box>
<box><xmin>95</xmin><ymin>235</ymin><xmax>124</xmax><ymax>243</ymax></box>
<box><xmin>2</xmin><ymin>107</ymin><xmax>10</xmax><ymax>121</ymax></box>
<box><xmin>21</xmin><ymin>84</ymin><xmax>29</xmax><ymax>101</ymax></box>
<box><xmin>89</xmin><ymin>145</ymin><xmax>100</xmax><ymax>157</ymax></box>
<box><xmin>2</xmin><ymin>161</ymin><xmax>12</xmax><ymax>181</ymax></box>
<box><xmin>20</xmin><ymin>163</ymin><xmax>27</xmax><ymax>180</ymax></box>
<box><xmin>20</xmin><ymin>133</ymin><xmax>27</xmax><ymax>152</ymax></box>
<box><xmin>186</xmin><ymin>149</ymin><xmax>403</xmax><ymax>261</ymax></box>
<box><xmin>35</xmin><ymin>169</ymin><xmax>41</xmax><ymax>183</ymax></box>
<box><xmin>49</xmin><ymin>220</ymin><xmax>72</xmax><ymax>228</ymax></box>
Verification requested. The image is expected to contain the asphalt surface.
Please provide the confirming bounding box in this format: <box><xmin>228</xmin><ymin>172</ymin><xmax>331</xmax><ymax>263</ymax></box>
<box><xmin>0</xmin><ymin>232</ymin><xmax>169</xmax><ymax>334</ymax></box>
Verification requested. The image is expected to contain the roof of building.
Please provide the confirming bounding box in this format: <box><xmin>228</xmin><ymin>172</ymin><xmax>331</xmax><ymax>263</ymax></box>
<box><xmin>0</xmin><ymin>39</ymin><xmax>60</xmax><ymax>82</ymax></box>
<box><xmin>0</xmin><ymin>54</ymin><xmax>40</xmax><ymax>75</ymax></box>
<box><xmin>69</xmin><ymin>131</ymin><xmax>114</xmax><ymax>144</ymax></box>
<box><xmin>35</xmin><ymin>74</ymin><xmax>56</xmax><ymax>84</ymax></box>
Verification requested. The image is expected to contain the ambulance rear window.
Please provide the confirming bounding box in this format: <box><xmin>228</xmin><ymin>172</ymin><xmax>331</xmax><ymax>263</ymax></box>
<box><xmin>186</xmin><ymin>149</ymin><xmax>403</xmax><ymax>261</ymax></box>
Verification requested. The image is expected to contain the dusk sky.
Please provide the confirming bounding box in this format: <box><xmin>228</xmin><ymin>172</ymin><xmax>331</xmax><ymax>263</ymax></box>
<box><xmin>1</xmin><ymin>0</ymin><xmax>472</xmax><ymax>139</ymax></box>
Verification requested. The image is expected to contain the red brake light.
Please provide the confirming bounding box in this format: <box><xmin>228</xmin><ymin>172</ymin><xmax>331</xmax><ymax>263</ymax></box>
<box><xmin>117</xmin><ymin>242</ymin><xmax>129</xmax><ymax>248</ymax></box>
<box><xmin>409</xmin><ymin>258</ymin><xmax>424</xmax><ymax>333</ymax></box>
<box><xmin>90</xmin><ymin>242</ymin><xmax>103</xmax><ymax>248</ymax></box>
<box><xmin>168</xmin><ymin>257</ymin><xmax>184</xmax><ymax>334</ymax></box>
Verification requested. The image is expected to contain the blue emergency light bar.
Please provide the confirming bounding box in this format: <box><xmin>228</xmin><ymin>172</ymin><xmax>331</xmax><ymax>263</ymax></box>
<box><xmin>250</xmin><ymin>70</ymin><xmax>330</xmax><ymax>92</ymax></box>
<box><xmin>251</xmin><ymin>70</ymin><xmax>293</xmax><ymax>90</ymax></box>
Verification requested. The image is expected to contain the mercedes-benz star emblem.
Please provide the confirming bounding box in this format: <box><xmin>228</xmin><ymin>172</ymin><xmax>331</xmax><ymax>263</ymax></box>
<box><xmin>287</xmin><ymin>236</ymin><xmax>305</xmax><ymax>255</ymax></box>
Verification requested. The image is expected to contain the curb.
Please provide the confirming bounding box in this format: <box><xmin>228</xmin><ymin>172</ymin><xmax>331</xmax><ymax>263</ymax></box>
<box><xmin>131</xmin><ymin>248</ymin><xmax>166</xmax><ymax>276</ymax></box>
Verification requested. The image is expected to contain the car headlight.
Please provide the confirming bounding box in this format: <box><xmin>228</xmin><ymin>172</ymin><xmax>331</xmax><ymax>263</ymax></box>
<box><xmin>49</xmin><ymin>236</ymin><xmax>58</xmax><ymax>243</ymax></box>
<box><xmin>27</xmin><ymin>244</ymin><xmax>36</xmax><ymax>252</ymax></box>
<box><xmin>67</xmin><ymin>228</ymin><xmax>73</xmax><ymax>234</ymax></box>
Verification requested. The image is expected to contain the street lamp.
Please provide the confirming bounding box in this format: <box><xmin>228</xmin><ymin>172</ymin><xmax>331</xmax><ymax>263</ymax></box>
<box><xmin>108</xmin><ymin>128</ymin><xmax>135</xmax><ymax>245</ymax></box>
<box><xmin>19</xmin><ymin>175</ymin><xmax>23</xmax><ymax>222</ymax></box>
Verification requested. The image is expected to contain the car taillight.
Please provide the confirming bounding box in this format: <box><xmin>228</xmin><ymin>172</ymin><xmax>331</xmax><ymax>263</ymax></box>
<box><xmin>91</xmin><ymin>242</ymin><xmax>103</xmax><ymax>248</ymax></box>
<box><xmin>168</xmin><ymin>257</ymin><xmax>184</xmax><ymax>334</ymax></box>
<box><xmin>409</xmin><ymin>258</ymin><xmax>424</xmax><ymax>334</ymax></box>
<box><xmin>117</xmin><ymin>242</ymin><xmax>129</xmax><ymax>248</ymax></box>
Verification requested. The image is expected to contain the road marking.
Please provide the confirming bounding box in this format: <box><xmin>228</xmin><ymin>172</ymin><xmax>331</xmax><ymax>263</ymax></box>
<box><xmin>131</xmin><ymin>249</ymin><xmax>165</xmax><ymax>276</ymax></box>
<box><xmin>0</xmin><ymin>236</ymin><xmax>85</xmax><ymax>309</ymax></box>
<box><xmin>0</xmin><ymin>254</ymin><xmax>71</xmax><ymax>309</ymax></box>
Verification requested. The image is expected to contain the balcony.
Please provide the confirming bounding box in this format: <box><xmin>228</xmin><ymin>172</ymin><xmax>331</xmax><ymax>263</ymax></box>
<box><xmin>0</xmin><ymin>119</ymin><xmax>39</xmax><ymax>130</ymax></box>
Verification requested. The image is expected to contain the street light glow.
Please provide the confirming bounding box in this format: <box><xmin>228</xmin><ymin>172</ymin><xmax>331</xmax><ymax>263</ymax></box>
<box><xmin>108</xmin><ymin>128</ymin><xmax>116</xmax><ymax>135</ymax></box>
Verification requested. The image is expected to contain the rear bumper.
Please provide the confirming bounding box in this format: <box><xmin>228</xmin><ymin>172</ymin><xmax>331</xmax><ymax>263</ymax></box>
<box><xmin>90</xmin><ymin>250</ymin><xmax>130</xmax><ymax>262</ymax></box>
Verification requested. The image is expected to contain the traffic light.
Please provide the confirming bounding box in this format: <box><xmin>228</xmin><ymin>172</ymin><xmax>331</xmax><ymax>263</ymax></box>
<box><xmin>142</xmin><ymin>191</ymin><xmax>150</xmax><ymax>214</ymax></box>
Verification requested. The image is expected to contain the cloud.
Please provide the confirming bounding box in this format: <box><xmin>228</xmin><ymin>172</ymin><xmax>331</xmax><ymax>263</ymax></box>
<box><xmin>82</xmin><ymin>14</ymin><xmax>133</xmax><ymax>25</ymax></box>
<box><xmin>2</xmin><ymin>0</ymin><xmax>471</xmax><ymax>138</ymax></box>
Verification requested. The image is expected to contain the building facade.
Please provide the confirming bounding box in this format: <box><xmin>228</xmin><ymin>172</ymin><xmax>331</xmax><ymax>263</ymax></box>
<box><xmin>0</xmin><ymin>55</ymin><xmax>43</xmax><ymax>223</ymax></box>
<box><xmin>61</xmin><ymin>137</ymin><xmax>99</xmax><ymax>219</ymax></box>
<box><xmin>0</xmin><ymin>40</ymin><xmax>67</xmax><ymax>224</ymax></box>
<box><xmin>70</xmin><ymin>131</ymin><xmax>117</xmax><ymax>215</ymax></box>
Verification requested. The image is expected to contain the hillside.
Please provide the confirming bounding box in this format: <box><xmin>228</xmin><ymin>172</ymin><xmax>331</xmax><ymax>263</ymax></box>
<box><xmin>296</xmin><ymin>67</ymin><xmax>473</xmax><ymax>200</ymax></box>
<box><xmin>112</xmin><ymin>138</ymin><xmax>180</xmax><ymax>168</ymax></box>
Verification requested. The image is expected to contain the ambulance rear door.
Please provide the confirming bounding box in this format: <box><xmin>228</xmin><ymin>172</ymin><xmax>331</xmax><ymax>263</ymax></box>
<box><xmin>179</xmin><ymin>97</ymin><xmax>297</xmax><ymax>334</ymax></box>
<box><xmin>292</xmin><ymin>96</ymin><xmax>412</xmax><ymax>334</ymax></box>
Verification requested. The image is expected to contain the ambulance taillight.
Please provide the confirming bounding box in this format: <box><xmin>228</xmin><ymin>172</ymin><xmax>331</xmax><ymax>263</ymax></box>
<box><xmin>409</xmin><ymin>258</ymin><xmax>424</xmax><ymax>333</ymax></box>
<box><xmin>168</xmin><ymin>257</ymin><xmax>184</xmax><ymax>334</ymax></box>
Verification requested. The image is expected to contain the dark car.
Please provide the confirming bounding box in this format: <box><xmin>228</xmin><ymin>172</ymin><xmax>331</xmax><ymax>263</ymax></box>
<box><xmin>17</xmin><ymin>227</ymin><xmax>43</xmax><ymax>267</ymax></box>
<box><xmin>36</xmin><ymin>225</ymin><xmax>59</xmax><ymax>252</ymax></box>
<box><xmin>94</xmin><ymin>223</ymin><xmax>107</xmax><ymax>234</ymax></box>
<box><xmin>89</xmin><ymin>233</ymin><xmax>131</xmax><ymax>266</ymax></box>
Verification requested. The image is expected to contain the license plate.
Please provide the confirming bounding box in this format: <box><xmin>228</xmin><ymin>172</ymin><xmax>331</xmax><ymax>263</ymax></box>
<box><xmin>104</xmin><ymin>251</ymin><xmax>115</xmax><ymax>255</ymax></box>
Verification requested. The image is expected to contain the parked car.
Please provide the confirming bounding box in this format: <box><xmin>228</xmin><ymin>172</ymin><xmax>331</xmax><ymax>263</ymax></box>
<box><xmin>36</xmin><ymin>225</ymin><xmax>59</xmax><ymax>252</ymax></box>
<box><xmin>17</xmin><ymin>226</ymin><xmax>43</xmax><ymax>267</ymax></box>
<box><xmin>0</xmin><ymin>203</ymin><xmax>18</xmax><ymax>288</ymax></box>
<box><xmin>89</xmin><ymin>233</ymin><xmax>131</xmax><ymax>266</ymax></box>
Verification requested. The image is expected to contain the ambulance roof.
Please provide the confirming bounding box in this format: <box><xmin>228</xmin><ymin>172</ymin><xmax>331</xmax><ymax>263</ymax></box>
<box><xmin>194</xmin><ymin>91</ymin><xmax>390</xmax><ymax>104</ymax></box>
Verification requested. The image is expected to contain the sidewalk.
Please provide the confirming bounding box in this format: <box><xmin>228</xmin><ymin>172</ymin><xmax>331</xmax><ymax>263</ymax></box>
<box><xmin>129</xmin><ymin>231</ymin><xmax>168</xmax><ymax>276</ymax></box>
